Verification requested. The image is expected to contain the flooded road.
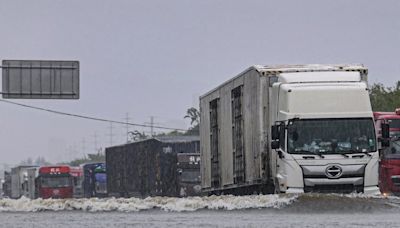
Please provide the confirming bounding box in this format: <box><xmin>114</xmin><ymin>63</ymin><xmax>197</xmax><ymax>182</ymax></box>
<box><xmin>1</xmin><ymin>194</ymin><xmax>400</xmax><ymax>227</ymax></box>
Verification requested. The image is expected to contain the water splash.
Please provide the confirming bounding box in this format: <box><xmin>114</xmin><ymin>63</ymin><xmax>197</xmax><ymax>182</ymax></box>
<box><xmin>0</xmin><ymin>194</ymin><xmax>297</xmax><ymax>212</ymax></box>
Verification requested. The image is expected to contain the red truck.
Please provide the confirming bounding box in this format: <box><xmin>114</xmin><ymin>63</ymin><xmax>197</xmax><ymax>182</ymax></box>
<box><xmin>37</xmin><ymin>166</ymin><xmax>74</xmax><ymax>199</ymax></box>
<box><xmin>374</xmin><ymin>108</ymin><xmax>400</xmax><ymax>195</ymax></box>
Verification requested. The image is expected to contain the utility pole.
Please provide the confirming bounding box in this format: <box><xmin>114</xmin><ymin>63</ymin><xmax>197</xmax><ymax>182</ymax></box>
<box><xmin>93</xmin><ymin>132</ymin><xmax>99</xmax><ymax>153</ymax></box>
<box><xmin>107</xmin><ymin>122</ymin><xmax>115</xmax><ymax>146</ymax></box>
<box><xmin>145</xmin><ymin>116</ymin><xmax>156</xmax><ymax>137</ymax></box>
<box><xmin>81</xmin><ymin>138</ymin><xmax>86</xmax><ymax>159</ymax></box>
<box><xmin>124</xmin><ymin>113</ymin><xmax>131</xmax><ymax>143</ymax></box>
<box><xmin>150</xmin><ymin>116</ymin><xmax>154</xmax><ymax>137</ymax></box>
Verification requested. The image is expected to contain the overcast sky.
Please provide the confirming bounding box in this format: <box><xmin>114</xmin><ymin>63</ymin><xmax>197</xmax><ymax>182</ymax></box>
<box><xmin>0</xmin><ymin>0</ymin><xmax>399</xmax><ymax>165</ymax></box>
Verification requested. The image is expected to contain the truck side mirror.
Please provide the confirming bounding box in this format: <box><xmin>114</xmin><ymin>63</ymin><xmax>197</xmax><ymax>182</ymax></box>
<box><xmin>271</xmin><ymin>125</ymin><xmax>279</xmax><ymax>140</ymax></box>
<box><xmin>381</xmin><ymin>139</ymin><xmax>390</xmax><ymax>148</ymax></box>
<box><xmin>381</xmin><ymin>123</ymin><xmax>390</xmax><ymax>139</ymax></box>
<box><xmin>381</xmin><ymin>123</ymin><xmax>390</xmax><ymax>148</ymax></box>
<box><xmin>271</xmin><ymin>140</ymin><xmax>280</xmax><ymax>149</ymax></box>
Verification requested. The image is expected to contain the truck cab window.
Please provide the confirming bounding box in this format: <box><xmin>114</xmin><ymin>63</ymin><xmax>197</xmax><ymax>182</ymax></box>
<box><xmin>287</xmin><ymin>118</ymin><xmax>376</xmax><ymax>155</ymax></box>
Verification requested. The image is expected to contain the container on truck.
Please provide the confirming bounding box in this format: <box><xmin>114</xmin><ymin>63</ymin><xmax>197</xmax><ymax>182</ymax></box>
<box><xmin>200</xmin><ymin>64</ymin><xmax>383</xmax><ymax>195</ymax></box>
<box><xmin>83</xmin><ymin>163</ymin><xmax>107</xmax><ymax>198</ymax></box>
<box><xmin>37</xmin><ymin>166</ymin><xmax>73</xmax><ymax>199</ymax></box>
<box><xmin>374</xmin><ymin>108</ymin><xmax>400</xmax><ymax>195</ymax></box>
<box><xmin>106</xmin><ymin>136</ymin><xmax>200</xmax><ymax>197</ymax></box>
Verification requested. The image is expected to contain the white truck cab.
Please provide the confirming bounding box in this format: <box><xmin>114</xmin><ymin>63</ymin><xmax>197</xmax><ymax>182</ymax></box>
<box><xmin>271</xmin><ymin>71</ymin><xmax>379</xmax><ymax>194</ymax></box>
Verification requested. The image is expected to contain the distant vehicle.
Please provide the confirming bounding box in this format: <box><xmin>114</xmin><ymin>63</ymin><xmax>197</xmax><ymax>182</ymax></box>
<box><xmin>374</xmin><ymin>109</ymin><xmax>400</xmax><ymax>138</ymax></box>
<box><xmin>10</xmin><ymin>166</ymin><xmax>38</xmax><ymax>199</ymax></box>
<box><xmin>106</xmin><ymin>136</ymin><xmax>200</xmax><ymax>197</ymax></box>
<box><xmin>200</xmin><ymin>64</ymin><xmax>386</xmax><ymax>195</ymax></box>
<box><xmin>83</xmin><ymin>163</ymin><xmax>107</xmax><ymax>198</ymax></box>
<box><xmin>37</xmin><ymin>166</ymin><xmax>74</xmax><ymax>199</ymax></box>
<box><xmin>0</xmin><ymin>178</ymin><xmax>3</xmax><ymax>198</ymax></box>
<box><xmin>374</xmin><ymin>108</ymin><xmax>400</xmax><ymax>195</ymax></box>
<box><xmin>177</xmin><ymin>153</ymin><xmax>201</xmax><ymax>197</ymax></box>
<box><xmin>2</xmin><ymin>171</ymin><xmax>11</xmax><ymax>198</ymax></box>
<box><xmin>70</xmin><ymin>166</ymin><xmax>84</xmax><ymax>198</ymax></box>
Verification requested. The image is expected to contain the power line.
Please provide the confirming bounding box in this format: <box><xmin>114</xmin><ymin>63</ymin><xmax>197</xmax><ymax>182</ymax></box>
<box><xmin>0</xmin><ymin>99</ymin><xmax>187</xmax><ymax>131</ymax></box>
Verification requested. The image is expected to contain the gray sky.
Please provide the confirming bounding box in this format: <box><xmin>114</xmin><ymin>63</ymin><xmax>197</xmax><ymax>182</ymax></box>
<box><xmin>0</xmin><ymin>0</ymin><xmax>399</xmax><ymax>165</ymax></box>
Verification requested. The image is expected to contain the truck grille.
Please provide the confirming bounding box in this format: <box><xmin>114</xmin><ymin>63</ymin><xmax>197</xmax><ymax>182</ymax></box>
<box><xmin>304</xmin><ymin>184</ymin><xmax>363</xmax><ymax>193</ymax></box>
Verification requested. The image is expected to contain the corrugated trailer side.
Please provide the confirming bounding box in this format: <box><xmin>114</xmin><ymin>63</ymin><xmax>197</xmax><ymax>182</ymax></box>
<box><xmin>106</xmin><ymin>145</ymin><xmax>127</xmax><ymax>197</ymax></box>
<box><xmin>200</xmin><ymin>68</ymin><xmax>268</xmax><ymax>194</ymax></box>
<box><xmin>106</xmin><ymin>138</ymin><xmax>199</xmax><ymax>197</ymax></box>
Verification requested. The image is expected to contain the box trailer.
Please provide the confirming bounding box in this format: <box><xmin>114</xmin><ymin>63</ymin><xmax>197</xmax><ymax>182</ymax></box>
<box><xmin>106</xmin><ymin>136</ymin><xmax>200</xmax><ymax>197</ymax></box>
<box><xmin>200</xmin><ymin>64</ymin><xmax>381</xmax><ymax>195</ymax></box>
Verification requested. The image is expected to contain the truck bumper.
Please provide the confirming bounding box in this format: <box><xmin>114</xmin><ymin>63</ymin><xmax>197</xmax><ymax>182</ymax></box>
<box><xmin>285</xmin><ymin>187</ymin><xmax>304</xmax><ymax>194</ymax></box>
<box><xmin>363</xmin><ymin>186</ymin><xmax>380</xmax><ymax>195</ymax></box>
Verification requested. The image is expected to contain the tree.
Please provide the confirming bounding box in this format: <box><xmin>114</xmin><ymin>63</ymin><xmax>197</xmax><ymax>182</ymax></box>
<box><xmin>370</xmin><ymin>81</ymin><xmax>400</xmax><ymax>111</ymax></box>
<box><xmin>128</xmin><ymin>130</ymin><xmax>148</xmax><ymax>141</ymax></box>
<box><xmin>184</xmin><ymin>107</ymin><xmax>200</xmax><ymax>126</ymax></box>
<box><xmin>184</xmin><ymin>107</ymin><xmax>200</xmax><ymax>135</ymax></box>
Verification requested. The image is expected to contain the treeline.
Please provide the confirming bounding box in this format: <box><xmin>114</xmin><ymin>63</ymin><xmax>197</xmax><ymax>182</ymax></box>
<box><xmin>370</xmin><ymin>81</ymin><xmax>400</xmax><ymax>112</ymax></box>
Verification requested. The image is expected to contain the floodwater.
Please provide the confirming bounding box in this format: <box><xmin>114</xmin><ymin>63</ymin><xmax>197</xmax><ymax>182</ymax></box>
<box><xmin>1</xmin><ymin>194</ymin><xmax>400</xmax><ymax>228</ymax></box>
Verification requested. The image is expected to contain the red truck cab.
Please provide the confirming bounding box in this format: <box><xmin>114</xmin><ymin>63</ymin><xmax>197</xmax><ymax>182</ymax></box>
<box><xmin>37</xmin><ymin>166</ymin><xmax>73</xmax><ymax>199</ymax></box>
<box><xmin>374</xmin><ymin>108</ymin><xmax>400</xmax><ymax>195</ymax></box>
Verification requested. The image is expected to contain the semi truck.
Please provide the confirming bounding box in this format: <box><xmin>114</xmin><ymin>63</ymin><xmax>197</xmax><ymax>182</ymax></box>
<box><xmin>70</xmin><ymin>166</ymin><xmax>84</xmax><ymax>198</ymax></box>
<box><xmin>10</xmin><ymin>166</ymin><xmax>38</xmax><ymax>199</ymax></box>
<box><xmin>106</xmin><ymin>136</ymin><xmax>200</xmax><ymax>197</ymax></box>
<box><xmin>37</xmin><ymin>166</ymin><xmax>74</xmax><ymax>199</ymax></box>
<box><xmin>200</xmin><ymin>64</ymin><xmax>384</xmax><ymax>195</ymax></box>
<box><xmin>374</xmin><ymin>108</ymin><xmax>400</xmax><ymax>195</ymax></box>
<box><xmin>2</xmin><ymin>171</ymin><xmax>11</xmax><ymax>198</ymax></box>
<box><xmin>177</xmin><ymin>153</ymin><xmax>201</xmax><ymax>196</ymax></box>
<box><xmin>82</xmin><ymin>163</ymin><xmax>107</xmax><ymax>198</ymax></box>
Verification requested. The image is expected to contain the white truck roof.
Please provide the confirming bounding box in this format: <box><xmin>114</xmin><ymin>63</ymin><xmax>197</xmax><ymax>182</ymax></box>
<box><xmin>253</xmin><ymin>64</ymin><xmax>366</xmax><ymax>74</ymax></box>
<box><xmin>201</xmin><ymin>64</ymin><xmax>367</xmax><ymax>99</ymax></box>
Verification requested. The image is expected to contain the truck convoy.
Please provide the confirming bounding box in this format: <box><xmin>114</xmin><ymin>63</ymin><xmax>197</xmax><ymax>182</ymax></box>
<box><xmin>374</xmin><ymin>108</ymin><xmax>400</xmax><ymax>195</ymax></box>
<box><xmin>200</xmin><ymin>64</ymin><xmax>385</xmax><ymax>195</ymax></box>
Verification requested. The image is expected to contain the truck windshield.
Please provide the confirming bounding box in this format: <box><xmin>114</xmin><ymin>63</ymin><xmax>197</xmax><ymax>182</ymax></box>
<box><xmin>180</xmin><ymin>171</ymin><xmax>201</xmax><ymax>183</ymax></box>
<box><xmin>287</xmin><ymin>118</ymin><xmax>376</xmax><ymax>154</ymax></box>
<box><xmin>40</xmin><ymin>176</ymin><xmax>71</xmax><ymax>188</ymax></box>
<box><xmin>390</xmin><ymin>132</ymin><xmax>400</xmax><ymax>138</ymax></box>
<box><xmin>95</xmin><ymin>173</ymin><xmax>106</xmax><ymax>183</ymax></box>
<box><xmin>383</xmin><ymin>138</ymin><xmax>400</xmax><ymax>158</ymax></box>
<box><xmin>388</xmin><ymin>119</ymin><xmax>400</xmax><ymax>129</ymax></box>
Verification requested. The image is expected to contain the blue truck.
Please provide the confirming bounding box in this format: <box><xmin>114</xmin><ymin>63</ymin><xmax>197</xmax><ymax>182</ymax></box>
<box><xmin>83</xmin><ymin>163</ymin><xmax>107</xmax><ymax>198</ymax></box>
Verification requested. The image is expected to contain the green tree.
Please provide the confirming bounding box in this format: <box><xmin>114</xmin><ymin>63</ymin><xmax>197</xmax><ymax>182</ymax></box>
<box><xmin>370</xmin><ymin>81</ymin><xmax>400</xmax><ymax>111</ymax></box>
